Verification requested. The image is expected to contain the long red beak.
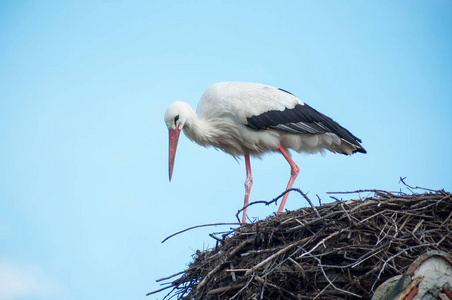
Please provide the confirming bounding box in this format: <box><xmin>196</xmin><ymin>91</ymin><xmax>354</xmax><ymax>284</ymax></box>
<box><xmin>168</xmin><ymin>128</ymin><xmax>181</xmax><ymax>181</ymax></box>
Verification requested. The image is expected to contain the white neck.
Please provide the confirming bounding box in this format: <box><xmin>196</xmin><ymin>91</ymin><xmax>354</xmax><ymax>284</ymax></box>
<box><xmin>182</xmin><ymin>105</ymin><xmax>214</xmax><ymax>147</ymax></box>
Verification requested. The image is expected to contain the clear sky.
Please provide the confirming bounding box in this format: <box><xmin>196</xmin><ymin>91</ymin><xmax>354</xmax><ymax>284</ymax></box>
<box><xmin>1</xmin><ymin>1</ymin><xmax>451</xmax><ymax>299</ymax></box>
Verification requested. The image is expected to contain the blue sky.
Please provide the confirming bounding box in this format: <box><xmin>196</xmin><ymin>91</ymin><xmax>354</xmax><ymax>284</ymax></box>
<box><xmin>1</xmin><ymin>1</ymin><xmax>451</xmax><ymax>299</ymax></box>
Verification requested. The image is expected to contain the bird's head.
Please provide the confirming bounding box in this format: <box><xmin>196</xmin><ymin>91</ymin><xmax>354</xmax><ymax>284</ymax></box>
<box><xmin>164</xmin><ymin>101</ymin><xmax>192</xmax><ymax>182</ymax></box>
<box><xmin>164</xmin><ymin>101</ymin><xmax>192</xmax><ymax>131</ymax></box>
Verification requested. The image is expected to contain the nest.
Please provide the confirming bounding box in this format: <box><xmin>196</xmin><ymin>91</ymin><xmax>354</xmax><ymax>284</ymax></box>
<box><xmin>149</xmin><ymin>186</ymin><xmax>452</xmax><ymax>300</ymax></box>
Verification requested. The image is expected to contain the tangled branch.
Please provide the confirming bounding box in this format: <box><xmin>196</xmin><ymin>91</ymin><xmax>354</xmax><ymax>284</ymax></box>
<box><xmin>149</xmin><ymin>188</ymin><xmax>452</xmax><ymax>299</ymax></box>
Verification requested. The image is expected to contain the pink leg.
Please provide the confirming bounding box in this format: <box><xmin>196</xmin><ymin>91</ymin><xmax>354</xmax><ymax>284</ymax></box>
<box><xmin>277</xmin><ymin>144</ymin><xmax>300</xmax><ymax>214</ymax></box>
<box><xmin>242</xmin><ymin>155</ymin><xmax>253</xmax><ymax>224</ymax></box>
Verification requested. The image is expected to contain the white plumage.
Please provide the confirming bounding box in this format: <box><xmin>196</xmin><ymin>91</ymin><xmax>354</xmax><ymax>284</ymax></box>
<box><xmin>164</xmin><ymin>82</ymin><xmax>366</xmax><ymax>223</ymax></box>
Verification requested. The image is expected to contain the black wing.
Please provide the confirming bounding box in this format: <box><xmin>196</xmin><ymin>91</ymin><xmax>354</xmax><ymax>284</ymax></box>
<box><xmin>246</xmin><ymin>103</ymin><xmax>366</xmax><ymax>154</ymax></box>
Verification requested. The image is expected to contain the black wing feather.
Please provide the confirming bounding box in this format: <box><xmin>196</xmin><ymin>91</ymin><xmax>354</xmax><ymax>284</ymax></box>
<box><xmin>246</xmin><ymin>103</ymin><xmax>366</xmax><ymax>153</ymax></box>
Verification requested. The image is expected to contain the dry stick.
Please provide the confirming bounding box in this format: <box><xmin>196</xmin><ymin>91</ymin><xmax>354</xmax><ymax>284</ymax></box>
<box><xmin>340</xmin><ymin>202</ymin><xmax>353</xmax><ymax>224</ymax></box>
<box><xmin>259</xmin><ymin>277</ymin><xmax>266</xmax><ymax>300</ymax></box>
<box><xmin>349</xmin><ymin>199</ymin><xmax>380</xmax><ymax>213</ymax></box>
<box><xmin>294</xmin><ymin>188</ymin><xmax>321</xmax><ymax>218</ymax></box>
<box><xmin>359</xmin><ymin>210</ymin><xmax>385</xmax><ymax>224</ymax></box>
<box><xmin>408</xmin><ymin>197</ymin><xmax>452</xmax><ymax>212</ymax></box>
<box><xmin>161</xmin><ymin>222</ymin><xmax>240</xmax><ymax>243</ymax></box>
<box><xmin>255</xmin><ymin>275</ymin><xmax>269</xmax><ymax>299</ymax></box>
<box><xmin>297</xmin><ymin>230</ymin><xmax>343</xmax><ymax>259</ymax></box>
<box><xmin>146</xmin><ymin>285</ymin><xmax>174</xmax><ymax>296</ymax></box>
<box><xmin>229</xmin><ymin>262</ymin><xmax>237</xmax><ymax>282</ymax></box>
<box><xmin>241</xmin><ymin>245</ymin><xmax>287</xmax><ymax>257</ymax></box>
<box><xmin>327</xmin><ymin>189</ymin><xmax>399</xmax><ymax>195</ymax></box>
<box><xmin>245</xmin><ymin>237</ymin><xmax>310</xmax><ymax>276</ymax></box>
<box><xmin>288</xmin><ymin>257</ymin><xmax>306</xmax><ymax>280</ymax></box>
<box><xmin>327</xmin><ymin>276</ymin><xmax>363</xmax><ymax>299</ymax></box>
<box><xmin>248</xmin><ymin>236</ymin><xmax>313</xmax><ymax>277</ymax></box>
<box><xmin>235</xmin><ymin>188</ymin><xmax>319</xmax><ymax>222</ymax></box>
<box><xmin>155</xmin><ymin>271</ymin><xmax>185</xmax><ymax>282</ymax></box>
<box><xmin>255</xmin><ymin>275</ymin><xmax>299</xmax><ymax>299</ymax></box>
<box><xmin>313</xmin><ymin>282</ymin><xmax>332</xmax><ymax>300</ymax></box>
<box><xmin>371</xmin><ymin>242</ymin><xmax>439</xmax><ymax>291</ymax></box>
<box><xmin>196</xmin><ymin>262</ymin><xmax>224</xmax><ymax>290</ymax></box>
<box><xmin>209</xmin><ymin>233</ymin><xmax>223</xmax><ymax>242</ymax></box>
<box><xmin>229</xmin><ymin>239</ymin><xmax>252</xmax><ymax>256</ymax></box>
<box><xmin>286</xmin><ymin>211</ymin><xmax>343</xmax><ymax>232</ymax></box>
<box><xmin>261</xmin><ymin>227</ymin><xmax>327</xmax><ymax>279</ymax></box>
<box><xmin>376</xmin><ymin>217</ymin><xmax>396</xmax><ymax>246</ymax></box>
<box><xmin>309</xmin><ymin>253</ymin><xmax>362</xmax><ymax>299</ymax></box>
<box><xmin>437</xmin><ymin>232</ymin><xmax>451</xmax><ymax>246</ymax></box>
<box><xmin>316</xmin><ymin>194</ymin><xmax>322</xmax><ymax>206</ymax></box>
<box><xmin>412</xmin><ymin>219</ymin><xmax>424</xmax><ymax>235</ymax></box>
<box><xmin>225</xmin><ymin>268</ymin><xmax>249</xmax><ymax>273</ymax></box>
<box><xmin>350</xmin><ymin>242</ymin><xmax>390</xmax><ymax>269</ymax></box>
<box><xmin>230</xmin><ymin>275</ymin><xmax>254</xmax><ymax>300</ymax></box>
<box><xmin>399</xmin><ymin>177</ymin><xmax>439</xmax><ymax>193</ymax></box>
<box><xmin>442</xmin><ymin>209</ymin><xmax>452</xmax><ymax>224</ymax></box>
<box><xmin>206</xmin><ymin>283</ymin><xmax>246</xmax><ymax>296</ymax></box>
<box><xmin>281</xmin><ymin>215</ymin><xmax>305</xmax><ymax>225</ymax></box>
<box><xmin>262</xmin><ymin>258</ymin><xmax>275</xmax><ymax>277</ymax></box>
<box><xmin>235</xmin><ymin>198</ymin><xmax>280</xmax><ymax>222</ymax></box>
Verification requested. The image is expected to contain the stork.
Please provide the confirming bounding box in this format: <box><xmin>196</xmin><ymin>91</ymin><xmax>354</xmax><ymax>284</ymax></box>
<box><xmin>164</xmin><ymin>82</ymin><xmax>366</xmax><ymax>224</ymax></box>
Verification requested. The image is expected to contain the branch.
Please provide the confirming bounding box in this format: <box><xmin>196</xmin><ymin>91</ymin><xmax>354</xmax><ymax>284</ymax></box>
<box><xmin>146</xmin><ymin>285</ymin><xmax>174</xmax><ymax>296</ymax></box>
<box><xmin>161</xmin><ymin>222</ymin><xmax>240</xmax><ymax>243</ymax></box>
<box><xmin>235</xmin><ymin>188</ymin><xmax>319</xmax><ymax>222</ymax></box>
<box><xmin>155</xmin><ymin>271</ymin><xmax>185</xmax><ymax>282</ymax></box>
<box><xmin>399</xmin><ymin>177</ymin><xmax>438</xmax><ymax>193</ymax></box>
<box><xmin>309</xmin><ymin>253</ymin><xmax>362</xmax><ymax>299</ymax></box>
<box><xmin>245</xmin><ymin>236</ymin><xmax>310</xmax><ymax>276</ymax></box>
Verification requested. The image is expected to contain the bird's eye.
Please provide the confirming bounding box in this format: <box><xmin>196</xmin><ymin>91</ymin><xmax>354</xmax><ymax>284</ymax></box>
<box><xmin>174</xmin><ymin>115</ymin><xmax>179</xmax><ymax>126</ymax></box>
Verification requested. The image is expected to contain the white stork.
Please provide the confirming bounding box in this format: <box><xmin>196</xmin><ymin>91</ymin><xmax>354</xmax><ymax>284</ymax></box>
<box><xmin>164</xmin><ymin>82</ymin><xmax>366</xmax><ymax>224</ymax></box>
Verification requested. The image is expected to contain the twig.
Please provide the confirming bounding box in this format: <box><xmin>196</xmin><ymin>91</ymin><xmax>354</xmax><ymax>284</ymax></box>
<box><xmin>209</xmin><ymin>233</ymin><xmax>223</xmax><ymax>242</ymax></box>
<box><xmin>340</xmin><ymin>202</ymin><xmax>354</xmax><ymax>224</ymax></box>
<box><xmin>255</xmin><ymin>275</ymin><xmax>298</xmax><ymax>299</ymax></box>
<box><xmin>313</xmin><ymin>281</ymin><xmax>332</xmax><ymax>300</ymax></box>
<box><xmin>197</xmin><ymin>262</ymin><xmax>224</xmax><ymax>290</ymax></box>
<box><xmin>292</xmin><ymin>188</ymin><xmax>321</xmax><ymax>218</ymax></box>
<box><xmin>225</xmin><ymin>268</ymin><xmax>249</xmax><ymax>273</ymax></box>
<box><xmin>230</xmin><ymin>275</ymin><xmax>254</xmax><ymax>299</ymax></box>
<box><xmin>229</xmin><ymin>239</ymin><xmax>252</xmax><ymax>256</ymax></box>
<box><xmin>327</xmin><ymin>189</ymin><xmax>399</xmax><ymax>195</ymax></box>
<box><xmin>235</xmin><ymin>198</ymin><xmax>281</xmax><ymax>222</ymax></box>
<box><xmin>235</xmin><ymin>188</ymin><xmax>319</xmax><ymax>222</ymax></box>
<box><xmin>245</xmin><ymin>237</ymin><xmax>310</xmax><ymax>276</ymax></box>
<box><xmin>287</xmin><ymin>257</ymin><xmax>306</xmax><ymax>279</ymax></box>
<box><xmin>206</xmin><ymin>283</ymin><xmax>245</xmax><ymax>295</ymax></box>
<box><xmin>146</xmin><ymin>284</ymin><xmax>174</xmax><ymax>296</ymax></box>
<box><xmin>229</xmin><ymin>262</ymin><xmax>237</xmax><ymax>282</ymax></box>
<box><xmin>308</xmin><ymin>252</ymin><xmax>362</xmax><ymax>298</ymax></box>
<box><xmin>399</xmin><ymin>177</ymin><xmax>438</xmax><ymax>193</ymax></box>
<box><xmin>241</xmin><ymin>245</ymin><xmax>286</xmax><ymax>257</ymax></box>
<box><xmin>161</xmin><ymin>223</ymin><xmax>240</xmax><ymax>243</ymax></box>
<box><xmin>371</xmin><ymin>243</ymin><xmax>439</xmax><ymax>291</ymax></box>
<box><xmin>316</xmin><ymin>194</ymin><xmax>322</xmax><ymax>206</ymax></box>
<box><xmin>297</xmin><ymin>230</ymin><xmax>344</xmax><ymax>259</ymax></box>
<box><xmin>155</xmin><ymin>271</ymin><xmax>185</xmax><ymax>282</ymax></box>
